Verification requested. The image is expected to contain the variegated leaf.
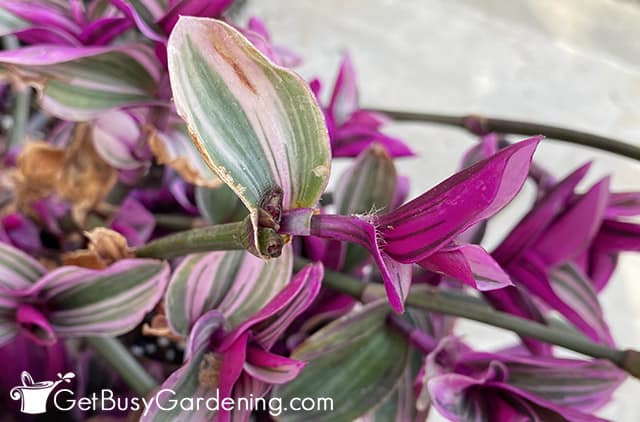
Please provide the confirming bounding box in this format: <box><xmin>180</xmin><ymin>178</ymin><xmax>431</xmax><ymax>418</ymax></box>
<box><xmin>273</xmin><ymin>301</ymin><xmax>409</xmax><ymax>421</ymax></box>
<box><xmin>195</xmin><ymin>183</ymin><xmax>248</xmax><ymax>225</ymax></box>
<box><xmin>335</xmin><ymin>143</ymin><xmax>397</xmax><ymax>271</ymax></box>
<box><xmin>0</xmin><ymin>44</ymin><xmax>161</xmax><ymax>120</ymax></box>
<box><xmin>167</xmin><ymin>17</ymin><xmax>331</xmax><ymax>255</ymax></box>
<box><xmin>0</xmin><ymin>241</ymin><xmax>47</xmax><ymax>291</ymax></box>
<box><xmin>39</xmin><ymin>259</ymin><xmax>170</xmax><ymax>337</ymax></box>
<box><xmin>166</xmin><ymin>243</ymin><xmax>293</xmax><ymax>336</ymax></box>
<box><xmin>549</xmin><ymin>263</ymin><xmax>613</xmax><ymax>345</ymax></box>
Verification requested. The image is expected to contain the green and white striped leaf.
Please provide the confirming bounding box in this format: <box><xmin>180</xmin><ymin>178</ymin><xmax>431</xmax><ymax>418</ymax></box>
<box><xmin>166</xmin><ymin>243</ymin><xmax>293</xmax><ymax>336</ymax></box>
<box><xmin>0</xmin><ymin>296</ymin><xmax>18</xmax><ymax>347</ymax></box>
<box><xmin>334</xmin><ymin>144</ymin><xmax>397</xmax><ymax>270</ymax></box>
<box><xmin>40</xmin><ymin>259</ymin><xmax>170</xmax><ymax>337</ymax></box>
<box><xmin>0</xmin><ymin>44</ymin><xmax>161</xmax><ymax>121</ymax></box>
<box><xmin>273</xmin><ymin>301</ymin><xmax>409</xmax><ymax>421</ymax></box>
<box><xmin>167</xmin><ymin>17</ymin><xmax>331</xmax><ymax>255</ymax></box>
<box><xmin>195</xmin><ymin>183</ymin><xmax>248</xmax><ymax>225</ymax></box>
<box><xmin>506</xmin><ymin>356</ymin><xmax>625</xmax><ymax>412</ymax></box>
<box><xmin>549</xmin><ymin>263</ymin><xmax>613</xmax><ymax>345</ymax></box>
<box><xmin>0</xmin><ymin>242</ymin><xmax>47</xmax><ymax>291</ymax></box>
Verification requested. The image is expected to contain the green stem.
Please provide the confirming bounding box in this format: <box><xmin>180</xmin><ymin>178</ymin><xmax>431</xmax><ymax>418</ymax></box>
<box><xmin>296</xmin><ymin>258</ymin><xmax>640</xmax><ymax>379</ymax></box>
<box><xmin>371</xmin><ymin>108</ymin><xmax>640</xmax><ymax>162</ymax></box>
<box><xmin>153</xmin><ymin>213</ymin><xmax>202</xmax><ymax>230</ymax></box>
<box><xmin>86</xmin><ymin>336</ymin><xmax>157</xmax><ymax>396</ymax></box>
<box><xmin>3</xmin><ymin>36</ymin><xmax>31</xmax><ymax>149</ymax></box>
<box><xmin>135</xmin><ymin>221</ymin><xmax>249</xmax><ymax>259</ymax></box>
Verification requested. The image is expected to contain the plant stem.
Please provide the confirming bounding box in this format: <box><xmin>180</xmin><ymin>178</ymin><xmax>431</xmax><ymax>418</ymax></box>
<box><xmin>135</xmin><ymin>221</ymin><xmax>249</xmax><ymax>259</ymax></box>
<box><xmin>371</xmin><ymin>108</ymin><xmax>640</xmax><ymax>162</ymax></box>
<box><xmin>86</xmin><ymin>336</ymin><xmax>157</xmax><ymax>396</ymax></box>
<box><xmin>3</xmin><ymin>36</ymin><xmax>31</xmax><ymax>150</ymax></box>
<box><xmin>153</xmin><ymin>213</ymin><xmax>202</xmax><ymax>230</ymax></box>
<box><xmin>295</xmin><ymin>258</ymin><xmax>640</xmax><ymax>379</ymax></box>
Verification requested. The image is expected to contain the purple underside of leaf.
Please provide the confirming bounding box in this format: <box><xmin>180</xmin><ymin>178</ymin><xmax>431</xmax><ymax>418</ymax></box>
<box><xmin>15</xmin><ymin>303</ymin><xmax>56</xmax><ymax>345</ymax></box>
<box><xmin>606</xmin><ymin>192</ymin><xmax>640</xmax><ymax>218</ymax></box>
<box><xmin>377</xmin><ymin>137</ymin><xmax>541</xmax><ymax>264</ymax></box>
<box><xmin>110</xmin><ymin>197</ymin><xmax>155</xmax><ymax>247</ymax></box>
<box><xmin>482</xmin><ymin>286</ymin><xmax>552</xmax><ymax>356</ymax></box>
<box><xmin>329</xmin><ymin>53</ymin><xmax>358</xmax><ymax>125</ymax></box>
<box><xmin>159</xmin><ymin>0</ymin><xmax>233</xmax><ymax>34</ymax></box>
<box><xmin>419</xmin><ymin>243</ymin><xmax>512</xmax><ymax>291</ymax></box>
<box><xmin>493</xmin><ymin>162</ymin><xmax>591</xmax><ymax>266</ymax></box>
<box><xmin>308</xmin><ymin>213</ymin><xmax>409</xmax><ymax>313</ymax></box>
<box><xmin>219</xmin><ymin>262</ymin><xmax>323</xmax><ymax>350</ymax></box>
<box><xmin>244</xmin><ymin>347</ymin><xmax>305</xmax><ymax>384</ymax></box>
<box><xmin>463</xmin><ymin>352</ymin><xmax>625</xmax><ymax>412</ymax></box>
<box><xmin>0</xmin><ymin>0</ymin><xmax>81</xmax><ymax>35</ymax></box>
<box><xmin>218</xmin><ymin>332</ymin><xmax>249</xmax><ymax>422</ymax></box>
<box><xmin>109</xmin><ymin>0</ymin><xmax>166</xmax><ymax>42</ymax></box>
<box><xmin>532</xmin><ymin>177</ymin><xmax>610</xmax><ymax>267</ymax></box>
<box><xmin>592</xmin><ymin>219</ymin><xmax>640</xmax><ymax>253</ymax></box>
<box><xmin>511</xmin><ymin>253</ymin><xmax>612</xmax><ymax>345</ymax></box>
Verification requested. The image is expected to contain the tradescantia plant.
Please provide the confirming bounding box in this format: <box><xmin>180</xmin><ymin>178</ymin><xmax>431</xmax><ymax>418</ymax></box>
<box><xmin>0</xmin><ymin>1</ymin><xmax>639</xmax><ymax>421</ymax></box>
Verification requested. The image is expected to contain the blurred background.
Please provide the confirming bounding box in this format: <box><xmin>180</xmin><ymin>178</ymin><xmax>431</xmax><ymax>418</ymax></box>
<box><xmin>239</xmin><ymin>0</ymin><xmax>640</xmax><ymax>420</ymax></box>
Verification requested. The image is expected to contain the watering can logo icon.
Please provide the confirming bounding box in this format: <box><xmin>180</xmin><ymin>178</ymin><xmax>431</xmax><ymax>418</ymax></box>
<box><xmin>9</xmin><ymin>371</ymin><xmax>75</xmax><ymax>414</ymax></box>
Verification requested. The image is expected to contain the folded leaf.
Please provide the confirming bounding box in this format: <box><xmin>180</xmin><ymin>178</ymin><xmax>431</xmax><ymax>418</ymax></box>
<box><xmin>606</xmin><ymin>192</ymin><xmax>640</xmax><ymax>218</ymax></box>
<box><xmin>308</xmin><ymin>213</ymin><xmax>409</xmax><ymax>313</ymax></box>
<box><xmin>533</xmin><ymin>177</ymin><xmax>610</xmax><ymax>267</ymax></box>
<box><xmin>142</xmin><ymin>310</ymin><xmax>225</xmax><ymax>422</ymax></box>
<box><xmin>244</xmin><ymin>347</ymin><xmax>305</xmax><ymax>384</ymax></box>
<box><xmin>167</xmin><ymin>17</ymin><xmax>331</xmax><ymax>255</ymax></box>
<box><xmin>39</xmin><ymin>259</ymin><xmax>169</xmax><ymax>337</ymax></box>
<box><xmin>91</xmin><ymin>110</ymin><xmax>144</xmax><ymax>170</ymax></box>
<box><xmin>493</xmin><ymin>162</ymin><xmax>591</xmax><ymax>266</ymax></box>
<box><xmin>165</xmin><ymin>244</ymin><xmax>292</xmax><ymax>336</ymax></box>
<box><xmin>378</xmin><ymin>137</ymin><xmax>541</xmax><ymax>263</ymax></box>
<box><xmin>0</xmin><ymin>44</ymin><xmax>161</xmax><ymax>120</ymax></box>
<box><xmin>548</xmin><ymin>263</ymin><xmax>613</xmax><ymax>345</ymax></box>
<box><xmin>220</xmin><ymin>262</ymin><xmax>323</xmax><ymax>351</ymax></box>
<box><xmin>273</xmin><ymin>301</ymin><xmax>409</xmax><ymax>421</ymax></box>
<box><xmin>592</xmin><ymin>219</ymin><xmax>640</xmax><ymax>253</ymax></box>
<box><xmin>420</xmin><ymin>244</ymin><xmax>512</xmax><ymax>291</ymax></box>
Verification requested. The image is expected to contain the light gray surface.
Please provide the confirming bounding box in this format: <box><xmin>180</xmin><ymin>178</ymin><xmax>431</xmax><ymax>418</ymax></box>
<box><xmin>242</xmin><ymin>1</ymin><xmax>640</xmax><ymax>419</ymax></box>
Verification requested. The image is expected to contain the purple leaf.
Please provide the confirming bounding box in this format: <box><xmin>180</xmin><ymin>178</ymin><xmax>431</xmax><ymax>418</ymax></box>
<box><xmin>329</xmin><ymin>54</ymin><xmax>359</xmax><ymax>126</ymax></box>
<box><xmin>109</xmin><ymin>197</ymin><xmax>155</xmax><ymax>247</ymax></box>
<box><xmin>533</xmin><ymin>177</ymin><xmax>610</xmax><ymax>267</ymax></box>
<box><xmin>420</xmin><ymin>244</ymin><xmax>512</xmax><ymax>291</ymax></box>
<box><xmin>308</xmin><ymin>214</ymin><xmax>409</xmax><ymax>312</ymax></box>
<box><xmin>220</xmin><ymin>262</ymin><xmax>323</xmax><ymax>350</ymax></box>
<box><xmin>244</xmin><ymin>347</ymin><xmax>305</xmax><ymax>384</ymax></box>
<box><xmin>493</xmin><ymin>162</ymin><xmax>591</xmax><ymax>266</ymax></box>
<box><xmin>39</xmin><ymin>260</ymin><xmax>170</xmax><ymax>337</ymax></box>
<box><xmin>378</xmin><ymin>137</ymin><xmax>541</xmax><ymax>263</ymax></box>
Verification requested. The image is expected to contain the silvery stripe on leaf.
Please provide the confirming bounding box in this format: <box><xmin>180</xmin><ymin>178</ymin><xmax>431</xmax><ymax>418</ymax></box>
<box><xmin>165</xmin><ymin>244</ymin><xmax>292</xmax><ymax>337</ymax></box>
<box><xmin>0</xmin><ymin>43</ymin><xmax>161</xmax><ymax>120</ymax></box>
<box><xmin>548</xmin><ymin>263</ymin><xmax>613</xmax><ymax>345</ymax></box>
<box><xmin>273</xmin><ymin>301</ymin><xmax>409</xmax><ymax>421</ymax></box>
<box><xmin>220</xmin><ymin>262</ymin><xmax>323</xmax><ymax>351</ymax></box>
<box><xmin>0</xmin><ymin>241</ymin><xmax>47</xmax><ymax>292</ymax></box>
<box><xmin>167</xmin><ymin>17</ymin><xmax>331</xmax><ymax>256</ymax></box>
<box><xmin>39</xmin><ymin>259</ymin><xmax>169</xmax><ymax>337</ymax></box>
<box><xmin>424</xmin><ymin>337</ymin><xmax>622</xmax><ymax>421</ymax></box>
<box><xmin>143</xmin><ymin>310</ymin><xmax>225</xmax><ymax>422</ymax></box>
